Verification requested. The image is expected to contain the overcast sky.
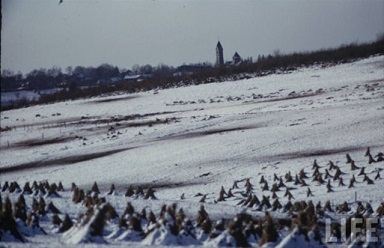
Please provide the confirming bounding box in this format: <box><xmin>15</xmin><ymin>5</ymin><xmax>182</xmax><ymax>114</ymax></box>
<box><xmin>2</xmin><ymin>0</ymin><xmax>383</xmax><ymax>74</ymax></box>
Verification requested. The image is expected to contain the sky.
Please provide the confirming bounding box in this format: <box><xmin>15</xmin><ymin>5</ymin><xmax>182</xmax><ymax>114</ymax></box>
<box><xmin>1</xmin><ymin>0</ymin><xmax>384</xmax><ymax>75</ymax></box>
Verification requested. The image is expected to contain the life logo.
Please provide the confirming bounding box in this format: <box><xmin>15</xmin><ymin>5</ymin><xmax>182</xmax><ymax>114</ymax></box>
<box><xmin>325</xmin><ymin>216</ymin><xmax>383</xmax><ymax>244</ymax></box>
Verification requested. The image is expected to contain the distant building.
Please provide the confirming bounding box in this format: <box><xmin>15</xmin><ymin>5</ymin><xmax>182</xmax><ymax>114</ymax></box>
<box><xmin>216</xmin><ymin>41</ymin><xmax>224</xmax><ymax>67</ymax></box>
<box><xmin>173</xmin><ymin>65</ymin><xmax>208</xmax><ymax>77</ymax></box>
<box><xmin>215</xmin><ymin>41</ymin><xmax>252</xmax><ymax>68</ymax></box>
<box><xmin>124</xmin><ymin>74</ymin><xmax>142</xmax><ymax>82</ymax></box>
<box><xmin>232</xmin><ymin>52</ymin><xmax>242</xmax><ymax>66</ymax></box>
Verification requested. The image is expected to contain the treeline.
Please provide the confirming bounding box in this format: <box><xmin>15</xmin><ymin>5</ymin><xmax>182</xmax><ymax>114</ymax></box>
<box><xmin>98</xmin><ymin>36</ymin><xmax>384</xmax><ymax>93</ymax></box>
<box><xmin>1</xmin><ymin>63</ymin><xmax>176</xmax><ymax>92</ymax></box>
<box><xmin>1</xmin><ymin>36</ymin><xmax>383</xmax><ymax>111</ymax></box>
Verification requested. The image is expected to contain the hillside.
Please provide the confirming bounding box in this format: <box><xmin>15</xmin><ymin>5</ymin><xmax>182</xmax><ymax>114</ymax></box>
<box><xmin>0</xmin><ymin>55</ymin><xmax>383</xmax><ymax>247</ymax></box>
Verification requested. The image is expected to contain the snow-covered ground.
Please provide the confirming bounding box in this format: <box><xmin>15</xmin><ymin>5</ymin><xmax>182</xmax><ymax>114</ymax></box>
<box><xmin>1</xmin><ymin>55</ymin><xmax>383</xmax><ymax>247</ymax></box>
<box><xmin>1</xmin><ymin>88</ymin><xmax>63</xmax><ymax>107</ymax></box>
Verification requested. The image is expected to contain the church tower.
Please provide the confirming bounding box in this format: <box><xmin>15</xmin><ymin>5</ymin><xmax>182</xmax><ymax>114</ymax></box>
<box><xmin>216</xmin><ymin>41</ymin><xmax>224</xmax><ymax>67</ymax></box>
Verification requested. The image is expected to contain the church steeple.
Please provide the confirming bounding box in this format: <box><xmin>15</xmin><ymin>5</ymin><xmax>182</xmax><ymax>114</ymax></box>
<box><xmin>216</xmin><ymin>41</ymin><xmax>224</xmax><ymax>67</ymax></box>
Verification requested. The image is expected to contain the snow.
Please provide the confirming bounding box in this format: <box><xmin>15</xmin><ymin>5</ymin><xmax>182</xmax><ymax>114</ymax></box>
<box><xmin>1</xmin><ymin>55</ymin><xmax>384</xmax><ymax>246</ymax></box>
<box><xmin>1</xmin><ymin>89</ymin><xmax>64</xmax><ymax>107</ymax></box>
<box><xmin>275</xmin><ymin>227</ymin><xmax>323</xmax><ymax>248</ymax></box>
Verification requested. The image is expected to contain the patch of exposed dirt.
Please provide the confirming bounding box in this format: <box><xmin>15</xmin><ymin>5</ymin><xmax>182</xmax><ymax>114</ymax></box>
<box><xmin>366</xmin><ymin>78</ymin><xmax>384</xmax><ymax>84</ymax></box>
<box><xmin>161</xmin><ymin>124</ymin><xmax>265</xmax><ymax>141</ymax></box>
<box><xmin>278</xmin><ymin>146</ymin><xmax>364</xmax><ymax>159</ymax></box>
<box><xmin>258</xmin><ymin>145</ymin><xmax>383</xmax><ymax>162</ymax></box>
<box><xmin>7</xmin><ymin>111</ymin><xmax>181</xmax><ymax>130</ymax></box>
<box><xmin>50</xmin><ymin>111</ymin><xmax>181</xmax><ymax>128</ymax></box>
<box><xmin>120</xmin><ymin>117</ymin><xmax>180</xmax><ymax>128</ymax></box>
<box><xmin>11</xmin><ymin>136</ymin><xmax>77</xmax><ymax>148</ymax></box>
<box><xmin>97</xmin><ymin>180</ymin><xmax>206</xmax><ymax>192</ymax></box>
<box><xmin>0</xmin><ymin>147</ymin><xmax>136</xmax><ymax>174</ymax></box>
<box><xmin>0</xmin><ymin>126</ymin><xmax>12</xmax><ymax>132</ymax></box>
<box><xmin>87</xmin><ymin>95</ymin><xmax>140</xmax><ymax>104</ymax></box>
<box><xmin>4</xmin><ymin>116</ymin><xmax>80</xmax><ymax>130</ymax></box>
<box><xmin>252</xmin><ymin>92</ymin><xmax>321</xmax><ymax>104</ymax></box>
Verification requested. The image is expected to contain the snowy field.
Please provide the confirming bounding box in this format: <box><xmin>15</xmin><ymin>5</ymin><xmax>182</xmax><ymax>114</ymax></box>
<box><xmin>0</xmin><ymin>55</ymin><xmax>383</xmax><ymax>247</ymax></box>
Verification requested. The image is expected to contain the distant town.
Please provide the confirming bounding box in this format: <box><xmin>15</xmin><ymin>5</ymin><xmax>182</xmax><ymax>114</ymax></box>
<box><xmin>1</xmin><ymin>37</ymin><xmax>383</xmax><ymax>110</ymax></box>
<box><xmin>1</xmin><ymin>41</ymin><xmax>252</xmax><ymax>93</ymax></box>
